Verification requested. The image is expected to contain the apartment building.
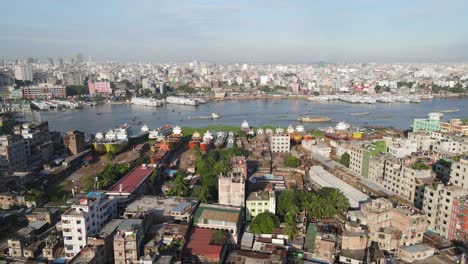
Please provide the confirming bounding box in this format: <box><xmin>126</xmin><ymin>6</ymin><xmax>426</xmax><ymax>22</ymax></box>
<box><xmin>440</xmin><ymin>119</ymin><xmax>468</xmax><ymax>136</ymax></box>
<box><xmin>218</xmin><ymin>172</ymin><xmax>245</xmax><ymax>207</ymax></box>
<box><xmin>270</xmin><ymin>134</ymin><xmax>290</xmax><ymax>153</ymax></box>
<box><xmin>412</xmin><ymin>112</ymin><xmax>442</xmax><ymax>132</ymax></box>
<box><xmin>113</xmin><ymin>219</ymin><xmax>143</xmax><ymax>264</ymax></box>
<box><xmin>88</xmin><ymin>81</ymin><xmax>112</xmax><ymax>97</ymax></box>
<box><xmin>63</xmin><ymin>130</ymin><xmax>86</xmax><ymax>155</ymax></box>
<box><xmin>449</xmin><ymin>156</ymin><xmax>468</xmax><ymax>188</ymax></box>
<box><xmin>245</xmin><ymin>191</ymin><xmax>276</xmax><ymax>221</ymax></box>
<box><xmin>0</xmin><ymin>135</ymin><xmax>28</xmax><ymax>173</ymax></box>
<box><xmin>193</xmin><ymin>203</ymin><xmax>242</xmax><ymax>243</ymax></box>
<box><xmin>353</xmin><ymin>198</ymin><xmax>427</xmax><ymax>251</ymax></box>
<box><xmin>407</xmin><ymin>131</ymin><xmax>434</xmax><ymax>151</ymax></box>
<box><xmin>61</xmin><ymin>192</ymin><xmax>117</xmax><ymax>259</ymax></box>
<box><xmin>423</xmin><ymin>184</ymin><xmax>466</xmax><ymax>240</ymax></box>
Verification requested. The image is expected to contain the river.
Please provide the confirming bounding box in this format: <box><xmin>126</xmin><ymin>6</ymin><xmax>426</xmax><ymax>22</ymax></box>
<box><xmin>38</xmin><ymin>98</ymin><xmax>468</xmax><ymax>134</ymax></box>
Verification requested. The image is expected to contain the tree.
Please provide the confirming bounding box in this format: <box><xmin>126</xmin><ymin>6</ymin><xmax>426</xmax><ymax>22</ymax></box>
<box><xmin>172</xmin><ymin>175</ymin><xmax>188</xmax><ymax>196</ymax></box>
<box><xmin>278</xmin><ymin>189</ymin><xmax>300</xmax><ymax>219</ymax></box>
<box><xmin>192</xmin><ymin>145</ymin><xmax>202</xmax><ymax>158</ymax></box>
<box><xmin>284</xmin><ymin>155</ymin><xmax>301</xmax><ymax>168</ymax></box>
<box><xmin>106</xmin><ymin>151</ymin><xmax>115</xmax><ymax>161</ymax></box>
<box><xmin>339</xmin><ymin>153</ymin><xmax>350</xmax><ymax>168</ymax></box>
<box><xmin>313</xmin><ymin>91</ymin><xmax>320</xmax><ymax>96</ymax></box>
<box><xmin>283</xmin><ymin>216</ymin><xmax>298</xmax><ymax>240</ymax></box>
<box><xmin>250</xmin><ymin>212</ymin><xmax>280</xmax><ymax>234</ymax></box>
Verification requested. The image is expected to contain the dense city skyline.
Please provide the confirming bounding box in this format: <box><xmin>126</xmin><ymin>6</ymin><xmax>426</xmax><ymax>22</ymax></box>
<box><xmin>1</xmin><ymin>0</ymin><xmax>468</xmax><ymax>63</ymax></box>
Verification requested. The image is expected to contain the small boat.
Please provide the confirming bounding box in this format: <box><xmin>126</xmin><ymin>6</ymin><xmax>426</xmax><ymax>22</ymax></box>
<box><xmin>439</xmin><ymin>109</ymin><xmax>460</xmax><ymax>113</ymax></box>
<box><xmin>349</xmin><ymin>112</ymin><xmax>370</xmax><ymax>116</ymax></box>
<box><xmin>298</xmin><ymin>116</ymin><xmax>331</xmax><ymax>122</ymax></box>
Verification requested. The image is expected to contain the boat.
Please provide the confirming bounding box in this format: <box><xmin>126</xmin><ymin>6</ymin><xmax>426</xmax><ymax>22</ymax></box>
<box><xmin>241</xmin><ymin>120</ymin><xmax>250</xmax><ymax>132</ymax></box>
<box><xmin>214</xmin><ymin>131</ymin><xmax>228</xmax><ymax>149</ymax></box>
<box><xmin>226</xmin><ymin>131</ymin><xmax>235</xmax><ymax>148</ymax></box>
<box><xmin>131</xmin><ymin>97</ymin><xmax>163</xmax><ymax>107</ymax></box>
<box><xmin>30</xmin><ymin>101</ymin><xmax>50</xmax><ymax>111</ymax></box>
<box><xmin>93</xmin><ymin>132</ymin><xmax>107</xmax><ymax>154</ymax></box>
<box><xmin>148</xmin><ymin>125</ymin><xmax>174</xmax><ymax>140</ymax></box>
<box><xmin>349</xmin><ymin>112</ymin><xmax>370</xmax><ymax>116</ymax></box>
<box><xmin>439</xmin><ymin>109</ymin><xmax>460</xmax><ymax>113</ymax></box>
<box><xmin>189</xmin><ymin>131</ymin><xmax>202</xmax><ymax>149</ymax></box>
<box><xmin>199</xmin><ymin>131</ymin><xmax>214</xmax><ymax>151</ymax></box>
<box><xmin>287</xmin><ymin>124</ymin><xmax>295</xmax><ymax>134</ymax></box>
<box><xmin>165</xmin><ymin>96</ymin><xmax>199</xmax><ymax>106</ymax></box>
<box><xmin>298</xmin><ymin>116</ymin><xmax>331</xmax><ymax>122</ymax></box>
<box><xmin>129</xmin><ymin>124</ymin><xmax>150</xmax><ymax>144</ymax></box>
<box><xmin>295</xmin><ymin>125</ymin><xmax>305</xmax><ymax>133</ymax></box>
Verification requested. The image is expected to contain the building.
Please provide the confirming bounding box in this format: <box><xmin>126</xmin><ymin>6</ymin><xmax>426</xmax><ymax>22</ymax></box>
<box><xmin>397</xmin><ymin>244</ymin><xmax>435</xmax><ymax>263</ymax></box>
<box><xmin>123</xmin><ymin>195</ymin><xmax>199</xmax><ymax>223</ymax></box>
<box><xmin>440</xmin><ymin>119</ymin><xmax>468</xmax><ymax>136</ymax></box>
<box><xmin>88</xmin><ymin>81</ymin><xmax>112</xmax><ymax>97</ymax></box>
<box><xmin>270</xmin><ymin>134</ymin><xmax>290</xmax><ymax>153</ymax></box>
<box><xmin>0</xmin><ymin>135</ymin><xmax>28</xmax><ymax>173</ymax></box>
<box><xmin>0</xmin><ymin>192</ymin><xmax>26</xmax><ymax>209</ymax></box>
<box><xmin>193</xmin><ymin>203</ymin><xmax>242</xmax><ymax>243</ymax></box>
<box><xmin>351</xmin><ymin>198</ymin><xmax>427</xmax><ymax>251</ymax></box>
<box><xmin>449</xmin><ymin>156</ymin><xmax>468</xmax><ymax>188</ymax></box>
<box><xmin>183</xmin><ymin>228</ymin><xmax>228</xmax><ymax>263</ymax></box>
<box><xmin>86</xmin><ymin>219</ymin><xmax>122</xmax><ymax>264</ymax></box>
<box><xmin>63</xmin><ymin>130</ymin><xmax>86</xmax><ymax>155</ymax></box>
<box><xmin>423</xmin><ymin>184</ymin><xmax>466</xmax><ymax>240</ymax></box>
<box><xmin>246</xmin><ymin>191</ymin><xmax>276</xmax><ymax>221</ymax></box>
<box><xmin>61</xmin><ymin>192</ymin><xmax>117</xmax><ymax>259</ymax></box>
<box><xmin>22</xmin><ymin>84</ymin><xmax>67</xmax><ymax>99</ymax></box>
<box><xmin>106</xmin><ymin>164</ymin><xmax>156</xmax><ymax>206</ymax></box>
<box><xmin>412</xmin><ymin>112</ymin><xmax>442</xmax><ymax>132</ymax></box>
<box><xmin>309</xmin><ymin>166</ymin><xmax>371</xmax><ymax>208</ymax></box>
<box><xmin>218</xmin><ymin>172</ymin><xmax>245</xmax><ymax>207</ymax></box>
<box><xmin>113</xmin><ymin>219</ymin><xmax>143</xmax><ymax>264</ymax></box>
<box><xmin>348</xmin><ymin>141</ymin><xmax>386</xmax><ymax>178</ymax></box>
<box><xmin>14</xmin><ymin>65</ymin><xmax>33</xmax><ymax>81</ymax></box>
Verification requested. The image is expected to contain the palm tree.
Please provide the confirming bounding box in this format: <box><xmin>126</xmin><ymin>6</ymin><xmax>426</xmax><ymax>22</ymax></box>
<box><xmin>172</xmin><ymin>175</ymin><xmax>188</xmax><ymax>196</ymax></box>
<box><xmin>192</xmin><ymin>146</ymin><xmax>202</xmax><ymax>158</ymax></box>
<box><xmin>197</xmin><ymin>184</ymin><xmax>210</xmax><ymax>203</ymax></box>
<box><xmin>283</xmin><ymin>219</ymin><xmax>298</xmax><ymax>240</ymax></box>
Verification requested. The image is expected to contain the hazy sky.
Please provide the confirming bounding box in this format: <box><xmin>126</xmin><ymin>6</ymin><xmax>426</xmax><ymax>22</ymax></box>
<box><xmin>1</xmin><ymin>0</ymin><xmax>467</xmax><ymax>63</ymax></box>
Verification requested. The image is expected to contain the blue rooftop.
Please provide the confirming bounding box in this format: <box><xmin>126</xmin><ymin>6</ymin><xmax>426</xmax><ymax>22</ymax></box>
<box><xmin>171</xmin><ymin>202</ymin><xmax>191</xmax><ymax>213</ymax></box>
<box><xmin>86</xmin><ymin>191</ymin><xmax>103</xmax><ymax>198</ymax></box>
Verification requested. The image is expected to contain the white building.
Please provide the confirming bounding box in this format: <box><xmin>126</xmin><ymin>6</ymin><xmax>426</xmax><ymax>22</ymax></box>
<box><xmin>270</xmin><ymin>134</ymin><xmax>290</xmax><ymax>153</ymax></box>
<box><xmin>14</xmin><ymin>65</ymin><xmax>33</xmax><ymax>81</ymax></box>
<box><xmin>387</xmin><ymin>138</ymin><xmax>418</xmax><ymax>158</ymax></box>
<box><xmin>218</xmin><ymin>172</ymin><xmax>245</xmax><ymax>207</ymax></box>
<box><xmin>449</xmin><ymin>157</ymin><xmax>468</xmax><ymax>189</ymax></box>
<box><xmin>61</xmin><ymin>192</ymin><xmax>117</xmax><ymax>259</ymax></box>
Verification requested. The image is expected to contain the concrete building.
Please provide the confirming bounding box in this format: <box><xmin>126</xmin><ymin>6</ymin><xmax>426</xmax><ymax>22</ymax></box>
<box><xmin>350</xmin><ymin>198</ymin><xmax>427</xmax><ymax>251</ymax></box>
<box><xmin>0</xmin><ymin>135</ymin><xmax>28</xmax><ymax>173</ymax></box>
<box><xmin>63</xmin><ymin>130</ymin><xmax>86</xmax><ymax>155</ymax></box>
<box><xmin>14</xmin><ymin>65</ymin><xmax>33</xmax><ymax>81</ymax></box>
<box><xmin>449</xmin><ymin>156</ymin><xmax>468</xmax><ymax>188</ymax></box>
<box><xmin>61</xmin><ymin>192</ymin><xmax>117</xmax><ymax>259</ymax></box>
<box><xmin>270</xmin><ymin>134</ymin><xmax>290</xmax><ymax>153</ymax></box>
<box><xmin>440</xmin><ymin>119</ymin><xmax>468</xmax><ymax>136</ymax></box>
<box><xmin>407</xmin><ymin>132</ymin><xmax>434</xmax><ymax>151</ymax></box>
<box><xmin>218</xmin><ymin>172</ymin><xmax>245</xmax><ymax>207</ymax></box>
<box><xmin>423</xmin><ymin>184</ymin><xmax>466</xmax><ymax>240</ymax></box>
<box><xmin>193</xmin><ymin>203</ymin><xmax>242</xmax><ymax>243</ymax></box>
<box><xmin>412</xmin><ymin>112</ymin><xmax>442</xmax><ymax>132</ymax></box>
<box><xmin>245</xmin><ymin>191</ymin><xmax>276</xmax><ymax>221</ymax></box>
<box><xmin>397</xmin><ymin>244</ymin><xmax>435</xmax><ymax>263</ymax></box>
<box><xmin>387</xmin><ymin>138</ymin><xmax>418</xmax><ymax>158</ymax></box>
<box><xmin>0</xmin><ymin>192</ymin><xmax>26</xmax><ymax>209</ymax></box>
<box><xmin>113</xmin><ymin>219</ymin><xmax>143</xmax><ymax>264</ymax></box>
<box><xmin>88</xmin><ymin>81</ymin><xmax>112</xmax><ymax>97</ymax></box>
<box><xmin>22</xmin><ymin>84</ymin><xmax>67</xmax><ymax>99</ymax></box>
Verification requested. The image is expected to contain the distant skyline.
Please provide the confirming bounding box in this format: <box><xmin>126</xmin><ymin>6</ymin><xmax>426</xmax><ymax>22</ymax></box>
<box><xmin>1</xmin><ymin>0</ymin><xmax>468</xmax><ymax>63</ymax></box>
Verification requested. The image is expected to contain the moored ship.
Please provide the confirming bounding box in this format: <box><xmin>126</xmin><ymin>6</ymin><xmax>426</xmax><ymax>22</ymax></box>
<box><xmin>131</xmin><ymin>97</ymin><xmax>163</xmax><ymax>107</ymax></box>
<box><xmin>148</xmin><ymin>125</ymin><xmax>174</xmax><ymax>140</ymax></box>
<box><xmin>298</xmin><ymin>116</ymin><xmax>331</xmax><ymax>122</ymax></box>
<box><xmin>199</xmin><ymin>130</ymin><xmax>214</xmax><ymax>151</ymax></box>
<box><xmin>189</xmin><ymin>131</ymin><xmax>202</xmax><ymax>149</ymax></box>
<box><xmin>214</xmin><ymin>131</ymin><xmax>228</xmax><ymax>149</ymax></box>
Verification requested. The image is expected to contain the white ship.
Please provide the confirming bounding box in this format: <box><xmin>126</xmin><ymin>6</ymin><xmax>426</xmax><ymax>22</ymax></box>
<box><xmin>131</xmin><ymin>97</ymin><xmax>163</xmax><ymax>107</ymax></box>
<box><xmin>165</xmin><ymin>96</ymin><xmax>199</xmax><ymax>106</ymax></box>
<box><xmin>30</xmin><ymin>101</ymin><xmax>50</xmax><ymax>111</ymax></box>
<box><xmin>241</xmin><ymin>120</ymin><xmax>250</xmax><ymax>131</ymax></box>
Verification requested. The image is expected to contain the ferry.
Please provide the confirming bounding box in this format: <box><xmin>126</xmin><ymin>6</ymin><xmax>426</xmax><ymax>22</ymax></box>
<box><xmin>214</xmin><ymin>131</ymin><xmax>228</xmax><ymax>149</ymax></box>
<box><xmin>131</xmin><ymin>97</ymin><xmax>163</xmax><ymax>107</ymax></box>
<box><xmin>439</xmin><ymin>109</ymin><xmax>460</xmax><ymax>113</ymax></box>
<box><xmin>165</xmin><ymin>96</ymin><xmax>199</xmax><ymax>106</ymax></box>
<box><xmin>93</xmin><ymin>124</ymin><xmax>131</xmax><ymax>154</ymax></box>
<box><xmin>189</xmin><ymin>131</ymin><xmax>202</xmax><ymax>149</ymax></box>
<box><xmin>298</xmin><ymin>116</ymin><xmax>331</xmax><ymax>122</ymax></box>
<box><xmin>200</xmin><ymin>131</ymin><xmax>214</xmax><ymax>151</ymax></box>
<box><xmin>241</xmin><ymin>120</ymin><xmax>250</xmax><ymax>132</ymax></box>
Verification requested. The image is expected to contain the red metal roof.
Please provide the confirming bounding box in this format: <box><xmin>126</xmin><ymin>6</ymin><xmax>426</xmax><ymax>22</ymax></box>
<box><xmin>184</xmin><ymin>228</ymin><xmax>223</xmax><ymax>261</ymax></box>
<box><xmin>107</xmin><ymin>165</ymin><xmax>155</xmax><ymax>194</ymax></box>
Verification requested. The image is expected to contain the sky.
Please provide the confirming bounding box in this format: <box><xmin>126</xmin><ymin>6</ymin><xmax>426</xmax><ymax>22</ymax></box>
<box><xmin>1</xmin><ymin>0</ymin><xmax>467</xmax><ymax>63</ymax></box>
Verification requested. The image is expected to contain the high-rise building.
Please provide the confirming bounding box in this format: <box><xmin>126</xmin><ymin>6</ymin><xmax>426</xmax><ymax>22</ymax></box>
<box><xmin>22</xmin><ymin>84</ymin><xmax>66</xmax><ymax>99</ymax></box>
<box><xmin>218</xmin><ymin>172</ymin><xmax>245</xmax><ymax>207</ymax></box>
<box><xmin>76</xmin><ymin>53</ymin><xmax>83</xmax><ymax>64</ymax></box>
<box><xmin>0</xmin><ymin>135</ymin><xmax>28</xmax><ymax>173</ymax></box>
<box><xmin>449</xmin><ymin>157</ymin><xmax>468</xmax><ymax>188</ymax></box>
<box><xmin>14</xmin><ymin>65</ymin><xmax>33</xmax><ymax>81</ymax></box>
<box><xmin>61</xmin><ymin>192</ymin><xmax>117</xmax><ymax>259</ymax></box>
<box><xmin>63</xmin><ymin>130</ymin><xmax>86</xmax><ymax>155</ymax></box>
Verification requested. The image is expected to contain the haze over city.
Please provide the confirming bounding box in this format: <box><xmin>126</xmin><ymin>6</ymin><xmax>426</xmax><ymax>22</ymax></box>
<box><xmin>2</xmin><ymin>0</ymin><xmax>468</xmax><ymax>63</ymax></box>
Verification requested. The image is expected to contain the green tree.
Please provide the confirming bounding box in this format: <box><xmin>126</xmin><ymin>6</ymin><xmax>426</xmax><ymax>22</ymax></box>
<box><xmin>278</xmin><ymin>189</ymin><xmax>300</xmax><ymax>219</ymax></box>
<box><xmin>283</xmin><ymin>216</ymin><xmax>298</xmax><ymax>240</ymax></box>
<box><xmin>339</xmin><ymin>153</ymin><xmax>350</xmax><ymax>168</ymax></box>
<box><xmin>250</xmin><ymin>212</ymin><xmax>280</xmax><ymax>234</ymax></box>
<box><xmin>106</xmin><ymin>151</ymin><xmax>115</xmax><ymax>161</ymax></box>
<box><xmin>284</xmin><ymin>155</ymin><xmax>301</xmax><ymax>168</ymax></box>
<box><xmin>172</xmin><ymin>175</ymin><xmax>188</xmax><ymax>196</ymax></box>
<box><xmin>313</xmin><ymin>91</ymin><xmax>320</xmax><ymax>96</ymax></box>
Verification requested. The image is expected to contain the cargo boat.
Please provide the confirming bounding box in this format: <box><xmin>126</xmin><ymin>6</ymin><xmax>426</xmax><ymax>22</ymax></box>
<box><xmin>214</xmin><ymin>131</ymin><xmax>228</xmax><ymax>149</ymax></box>
<box><xmin>93</xmin><ymin>124</ymin><xmax>131</xmax><ymax>154</ymax></box>
<box><xmin>200</xmin><ymin>131</ymin><xmax>214</xmax><ymax>151</ymax></box>
<box><xmin>298</xmin><ymin>116</ymin><xmax>331</xmax><ymax>122</ymax></box>
<box><xmin>149</xmin><ymin>125</ymin><xmax>174</xmax><ymax>140</ymax></box>
<box><xmin>189</xmin><ymin>131</ymin><xmax>202</xmax><ymax>149</ymax></box>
